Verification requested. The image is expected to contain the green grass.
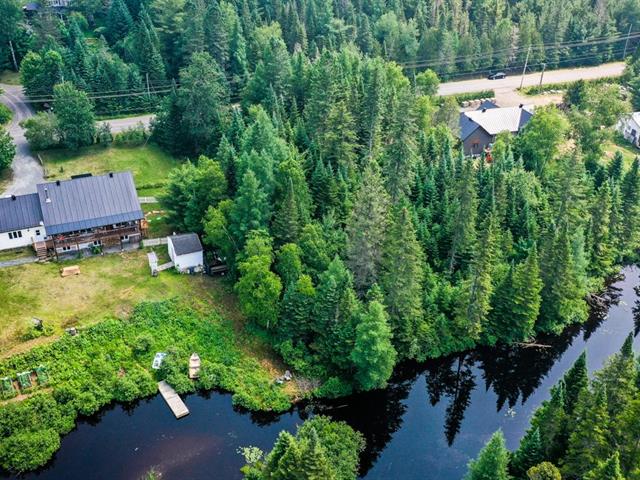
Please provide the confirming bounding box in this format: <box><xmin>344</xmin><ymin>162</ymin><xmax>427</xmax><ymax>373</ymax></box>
<box><xmin>0</xmin><ymin>249</ymin><xmax>215</xmax><ymax>355</ymax></box>
<box><xmin>142</xmin><ymin>203</ymin><xmax>172</xmax><ymax>238</ymax></box>
<box><xmin>0</xmin><ymin>70</ymin><xmax>21</xmax><ymax>85</ymax></box>
<box><xmin>39</xmin><ymin>144</ymin><xmax>179</xmax><ymax>192</ymax></box>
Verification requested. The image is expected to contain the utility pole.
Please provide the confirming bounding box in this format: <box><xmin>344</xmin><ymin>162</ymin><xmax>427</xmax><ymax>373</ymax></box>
<box><xmin>146</xmin><ymin>73</ymin><xmax>151</xmax><ymax>97</ymax></box>
<box><xmin>539</xmin><ymin>63</ymin><xmax>546</xmax><ymax>88</ymax></box>
<box><xmin>8</xmin><ymin>41</ymin><xmax>18</xmax><ymax>71</ymax></box>
<box><xmin>623</xmin><ymin>24</ymin><xmax>633</xmax><ymax>60</ymax></box>
<box><xmin>520</xmin><ymin>46</ymin><xmax>531</xmax><ymax>90</ymax></box>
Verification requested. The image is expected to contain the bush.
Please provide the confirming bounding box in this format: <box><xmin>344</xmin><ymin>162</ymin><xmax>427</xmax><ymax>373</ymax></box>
<box><xmin>113</xmin><ymin>375</ymin><xmax>139</xmax><ymax>402</ymax></box>
<box><xmin>113</xmin><ymin>123</ymin><xmax>149</xmax><ymax>146</ymax></box>
<box><xmin>73</xmin><ymin>391</ymin><xmax>101</xmax><ymax>416</ymax></box>
<box><xmin>131</xmin><ymin>333</ymin><xmax>153</xmax><ymax>355</ymax></box>
<box><xmin>0</xmin><ymin>129</ymin><xmax>15</xmax><ymax>171</ymax></box>
<box><xmin>0</xmin><ymin>104</ymin><xmax>12</xmax><ymax>125</ymax></box>
<box><xmin>0</xmin><ymin>429</ymin><xmax>60</xmax><ymax>472</ymax></box>
<box><xmin>315</xmin><ymin>376</ymin><xmax>353</xmax><ymax>399</ymax></box>
<box><xmin>450</xmin><ymin>90</ymin><xmax>495</xmax><ymax>104</ymax></box>
<box><xmin>21</xmin><ymin>112</ymin><xmax>59</xmax><ymax>150</ymax></box>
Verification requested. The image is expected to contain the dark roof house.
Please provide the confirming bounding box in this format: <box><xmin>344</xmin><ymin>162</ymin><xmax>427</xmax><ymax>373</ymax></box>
<box><xmin>168</xmin><ymin>233</ymin><xmax>203</xmax><ymax>256</ymax></box>
<box><xmin>0</xmin><ymin>193</ymin><xmax>43</xmax><ymax>233</ymax></box>
<box><xmin>37</xmin><ymin>171</ymin><xmax>143</xmax><ymax>235</ymax></box>
<box><xmin>459</xmin><ymin>104</ymin><xmax>534</xmax><ymax>155</ymax></box>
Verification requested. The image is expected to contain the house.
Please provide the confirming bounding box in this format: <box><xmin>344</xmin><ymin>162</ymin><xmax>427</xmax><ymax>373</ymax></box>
<box><xmin>0</xmin><ymin>171</ymin><xmax>145</xmax><ymax>257</ymax></box>
<box><xmin>0</xmin><ymin>194</ymin><xmax>46</xmax><ymax>250</ymax></box>
<box><xmin>616</xmin><ymin>112</ymin><xmax>640</xmax><ymax>148</ymax></box>
<box><xmin>459</xmin><ymin>102</ymin><xmax>534</xmax><ymax>155</ymax></box>
<box><xmin>167</xmin><ymin>233</ymin><xmax>204</xmax><ymax>273</ymax></box>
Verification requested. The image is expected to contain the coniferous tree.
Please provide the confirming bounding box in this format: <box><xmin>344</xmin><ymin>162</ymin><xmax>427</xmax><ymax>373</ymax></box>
<box><xmin>511</xmin><ymin>428</ymin><xmax>544</xmax><ymax>479</ymax></box>
<box><xmin>381</xmin><ymin>206</ymin><xmax>424</xmax><ymax>358</ymax></box>
<box><xmin>106</xmin><ymin>0</ymin><xmax>134</xmax><ymax>44</ymax></box>
<box><xmin>351</xmin><ymin>300</ymin><xmax>397</xmax><ymax>391</ymax></box>
<box><xmin>346</xmin><ymin>161</ymin><xmax>390</xmax><ymax>294</ymax></box>
<box><xmin>448</xmin><ymin>157</ymin><xmax>478</xmax><ymax>273</ymax></box>
<box><xmin>583</xmin><ymin>452</ymin><xmax>624</xmax><ymax>480</ymax></box>
<box><xmin>563</xmin><ymin>351</ymin><xmax>588</xmax><ymax>415</ymax></box>
<box><xmin>230</xmin><ymin>170</ymin><xmax>271</xmax><ymax>248</ymax></box>
<box><xmin>464</xmin><ymin>431</ymin><xmax>510</xmax><ymax>480</ymax></box>
<box><xmin>620</xmin><ymin>158</ymin><xmax>640</xmax><ymax>254</ymax></box>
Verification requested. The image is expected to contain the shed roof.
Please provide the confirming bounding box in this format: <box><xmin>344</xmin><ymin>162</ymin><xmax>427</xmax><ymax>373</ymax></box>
<box><xmin>168</xmin><ymin>233</ymin><xmax>203</xmax><ymax>256</ymax></box>
<box><xmin>37</xmin><ymin>171</ymin><xmax>143</xmax><ymax>235</ymax></box>
<box><xmin>460</xmin><ymin>105</ymin><xmax>534</xmax><ymax>140</ymax></box>
<box><xmin>0</xmin><ymin>193</ymin><xmax>43</xmax><ymax>232</ymax></box>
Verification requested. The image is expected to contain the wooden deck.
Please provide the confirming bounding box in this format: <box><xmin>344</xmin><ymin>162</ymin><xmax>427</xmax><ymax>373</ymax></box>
<box><xmin>158</xmin><ymin>380</ymin><xmax>190</xmax><ymax>419</ymax></box>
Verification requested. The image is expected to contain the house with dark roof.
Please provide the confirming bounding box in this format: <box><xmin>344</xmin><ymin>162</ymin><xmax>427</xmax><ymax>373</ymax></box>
<box><xmin>167</xmin><ymin>233</ymin><xmax>204</xmax><ymax>273</ymax></box>
<box><xmin>459</xmin><ymin>102</ymin><xmax>534</xmax><ymax>155</ymax></box>
<box><xmin>0</xmin><ymin>193</ymin><xmax>46</xmax><ymax>250</ymax></box>
<box><xmin>0</xmin><ymin>171</ymin><xmax>145</xmax><ymax>257</ymax></box>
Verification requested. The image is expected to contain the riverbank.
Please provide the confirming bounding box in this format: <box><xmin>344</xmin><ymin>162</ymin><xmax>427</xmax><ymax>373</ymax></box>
<box><xmin>0</xmin><ymin>300</ymin><xmax>295</xmax><ymax>473</ymax></box>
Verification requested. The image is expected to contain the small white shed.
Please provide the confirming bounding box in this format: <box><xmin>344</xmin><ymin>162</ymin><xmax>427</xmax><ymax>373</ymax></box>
<box><xmin>167</xmin><ymin>233</ymin><xmax>204</xmax><ymax>273</ymax></box>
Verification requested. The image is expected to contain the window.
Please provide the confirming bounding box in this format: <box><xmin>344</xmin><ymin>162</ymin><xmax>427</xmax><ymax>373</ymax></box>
<box><xmin>35</xmin><ymin>230</ymin><xmax>41</xmax><ymax>236</ymax></box>
<box><xmin>93</xmin><ymin>240</ymin><xmax>102</xmax><ymax>246</ymax></box>
<box><xmin>8</xmin><ymin>231</ymin><xmax>22</xmax><ymax>240</ymax></box>
<box><xmin>62</xmin><ymin>246</ymin><xmax>71</xmax><ymax>251</ymax></box>
<box><xmin>120</xmin><ymin>235</ymin><xmax>129</xmax><ymax>241</ymax></box>
<box><xmin>472</xmin><ymin>142</ymin><xmax>480</xmax><ymax>150</ymax></box>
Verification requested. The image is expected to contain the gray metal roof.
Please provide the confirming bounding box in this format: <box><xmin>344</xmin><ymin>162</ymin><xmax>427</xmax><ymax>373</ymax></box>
<box><xmin>169</xmin><ymin>233</ymin><xmax>203</xmax><ymax>256</ymax></box>
<box><xmin>0</xmin><ymin>193</ymin><xmax>43</xmax><ymax>232</ymax></box>
<box><xmin>462</xmin><ymin>105</ymin><xmax>534</xmax><ymax>137</ymax></box>
<box><xmin>37</xmin><ymin>171</ymin><xmax>143</xmax><ymax>235</ymax></box>
<box><xmin>460</xmin><ymin>114</ymin><xmax>482</xmax><ymax>141</ymax></box>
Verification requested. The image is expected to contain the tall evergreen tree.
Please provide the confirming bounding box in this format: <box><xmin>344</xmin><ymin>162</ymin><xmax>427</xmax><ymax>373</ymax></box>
<box><xmin>464</xmin><ymin>431</ymin><xmax>510</xmax><ymax>480</ymax></box>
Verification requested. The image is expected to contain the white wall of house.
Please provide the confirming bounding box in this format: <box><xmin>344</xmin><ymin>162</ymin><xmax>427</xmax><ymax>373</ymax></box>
<box><xmin>168</xmin><ymin>240</ymin><xmax>203</xmax><ymax>272</ymax></box>
<box><xmin>617</xmin><ymin>115</ymin><xmax>640</xmax><ymax>147</ymax></box>
<box><xmin>0</xmin><ymin>226</ymin><xmax>47</xmax><ymax>251</ymax></box>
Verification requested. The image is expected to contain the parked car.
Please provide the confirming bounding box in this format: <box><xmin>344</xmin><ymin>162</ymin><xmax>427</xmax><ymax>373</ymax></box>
<box><xmin>488</xmin><ymin>72</ymin><xmax>506</xmax><ymax>80</ymax></box>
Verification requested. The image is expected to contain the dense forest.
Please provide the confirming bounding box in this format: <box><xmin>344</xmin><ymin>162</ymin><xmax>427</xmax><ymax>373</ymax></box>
<box><xmin>467</xmin><ymin>338</ymin><xmax>640</xmax><ymax>480</ymax></box>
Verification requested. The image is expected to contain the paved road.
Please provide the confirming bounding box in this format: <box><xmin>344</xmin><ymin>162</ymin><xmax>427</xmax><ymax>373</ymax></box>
<box><xmin>0</xmin><ymin>83</ymin><xmax>154</xmax><ymax>195</ymax></box>
<box><xmin>1</xmin><ymin>83</ymin><xmax>44</xmax><ymax>195</ymax></box>
<box><xmin>438</xmin><ymin>62</ymin><xmax>626</xmax><ymax>106</ymax></box>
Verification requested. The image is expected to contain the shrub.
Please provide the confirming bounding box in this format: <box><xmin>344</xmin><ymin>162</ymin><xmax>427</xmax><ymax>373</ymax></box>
<box><xmin>113</xmin><ymin>123</ymin><xmax>148</xmax><ymax>146</ymax></box>
<box><xmin>21</xmin><ymin>112</ymin><xmax>59</xmax><ymax>150</ymax></box>
<box><xmin>131</xmin><ymin>333</ymin><xmax>153</xmax><ymax>355</ymax></box>
<box><xmin>113</xmin><ymin>375</ymin><xmax>139</xmax><ymax>402</ymax></box>
<box><xmin>0</xmin><ymin>429</ymin><xmax>60</xmax><ymax>472</ymax></box>
<box><xmin>315</xmin><ymin>376</ymin><xmax>353</xmax><ymax>399</ymax></box>
<box><xmin>0</xmin><ymin>104</ymin><xmax>12</xmax><ymax>125</ymax></box>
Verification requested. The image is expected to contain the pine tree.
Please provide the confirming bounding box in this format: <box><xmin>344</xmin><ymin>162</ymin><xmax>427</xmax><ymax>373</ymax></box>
<box><xmin>230</xmin><ymin>170</ymin><xmax>271</xmax><ymax>248</ymax></box>
<box><xmin>272</xmin><ymin>178</ymin><xmax>301</xmax><ymax>245</ymax></box>
<box><xmin>486</xmin><ymin>245</ymin><xmax>542</xmax><ymax>345</ymax></box>
<box><xmin>530</xmin><ymin>381</ymin><xmax>567</xmax><ymax>462</ymax></box>
<box><xmin>381</xmin><ymin>206</ymin><xmax>424</xmax><ymax>358</ymax></box>
<box><xmin>589</xmin><ymin>181</ymin><xmax>614</xmax><ymax>277</ymax></box>
<box><xmin>279</xmin><ymin>274</ymin><xmax>316</xmax><ymax>342</ymax></box>
<box><xmin>563</xmin><ymin>351</ymin><xmax>588</xmax><ymax>415</ymax></box>
<box><xmin>298</xmin><ymin>428</ymin><xmax>336</xmax><ymax>480</ymax></box>
<box><xmin>351</xmin><ymin>300</ymin><xmax>397</xmax><ymax>391</ymax></box>
<box><xmin>562</xmin><ymin>387</ymin><xmax>610</xmax><ymax>478</ymax></box>
<box><xmin>621</xmin><ymin>158</ymin><xmax>640</xmax><ymax>254</ymax></box>
<box><xmin>448</xmin><ymin>158</ymin><xmax>478</xmax><ymax>273</ymax></box>
<box><xmin>584</xmin><ymin>452</ymin><xmax>624</xmax><ymax>480</ymax></box>
<box><xmin>204</xmin><ymin>0</ymin><xmax>229</xmax><ymax>68</ymax></box>
<box><xmin>106</xmin><ymin>0</ymin><xmax>133</xmax><ymax>44</ymax></box>
<box><xmin>464</xmin><ymin>430</ymin><xmax>510</xmax><ymax>480</ymax></box>
<box><xmin>346</xmin><ymin>161</ymin><xmax>390</xmax><ymax>294</ymax></box>
<box><xmin>511</xmin><ymin>427</ymin><xmax>544</xmax><ymax>478</ymax></box>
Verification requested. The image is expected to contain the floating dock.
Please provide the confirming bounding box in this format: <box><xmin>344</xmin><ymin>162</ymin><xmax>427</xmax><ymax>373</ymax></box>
<box><xmin>158</xmin><ymin>381</ymin><xmax>190</xmax><ymax>418</ymax></box>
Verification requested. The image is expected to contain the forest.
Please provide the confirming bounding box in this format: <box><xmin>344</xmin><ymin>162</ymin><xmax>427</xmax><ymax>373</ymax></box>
<box><xmin>467</xmin><ymin>337</ymin><xmax>640</xmax><ymax>480</ymax></box>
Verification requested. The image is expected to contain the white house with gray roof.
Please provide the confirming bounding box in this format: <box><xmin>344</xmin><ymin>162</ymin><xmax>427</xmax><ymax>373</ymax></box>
<box><xmin>0</xmin><ymin>171</ymin><xmax>145</xmax><ymax>257</ymax></box>
<box><xmin>167</xmin><ymin>233</ymin><xmax>204</xmax><ymax>273</ymax></box>
<box><xmin>617</xmin><ymin>112</ymin><xmax>640</xmax><ymax>148</ymax></box>
<box><xmin>0</xmin><ymin>194</ymin><xmax>47</xmax><ymax>250</ymax></box>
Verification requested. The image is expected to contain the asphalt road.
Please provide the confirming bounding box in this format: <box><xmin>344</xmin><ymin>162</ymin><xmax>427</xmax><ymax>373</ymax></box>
<box><xmin>438</xmin><ymin>61</ymin><xmax>626</xmax><ymax>98</ymax></box>
<box><xmin>0</xmin><ymin>84</ymin><xmax>154</xmax><ymax>196</ymax></box>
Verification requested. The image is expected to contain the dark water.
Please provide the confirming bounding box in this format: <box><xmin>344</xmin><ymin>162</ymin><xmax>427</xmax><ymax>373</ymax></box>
<box><xmin>7</xmin><ymin>266</ymin><xmax>640</xmax><ymax>480</ymax></box>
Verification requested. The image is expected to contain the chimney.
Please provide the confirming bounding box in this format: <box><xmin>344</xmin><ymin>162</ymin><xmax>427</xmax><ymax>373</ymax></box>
<box><xmin>482</xmin><ymin>108</ymin><xmax>487</xmax><ymax>113</ymax></box>
<box><xmin>55</xmin><ymin>180</ymin><xmax>60</xmax><ymax>186</ymax></box>
<box><xmin>109</xmin><ymin>172</ymin><xmax>114</xmax><ymax>178</ymax></box>
<box><xmin>44</xmin><ymin>187</ymin><xmax>51</xmax><ymax>203</ymax></box>
<box><xmin>519</xmin><ymin>104</ymin><xmax>523</xmax><ymax>108</ymax></box>
<box><xmin>11</xmin><ymin>195</ymin><xmax>16</xmax><ymax>201</ymax></box>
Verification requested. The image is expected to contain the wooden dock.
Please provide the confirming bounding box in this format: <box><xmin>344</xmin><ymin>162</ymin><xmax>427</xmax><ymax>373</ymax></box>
<box><xmin>158</xmin><ymin>381</ymin><xmax>190</xmax><ymax>418</ymax></box>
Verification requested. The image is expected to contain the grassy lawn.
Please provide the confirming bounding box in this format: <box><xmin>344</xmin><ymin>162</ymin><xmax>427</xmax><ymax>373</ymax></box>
<box><xmin>0</xmin><ymin>70</ymin><xmax>21</xmax><ymax>85</ymax></box>
<box><xmin>603</xmin><ymin>135</ymin><xmax>639</xmax><ymax>169</ymax></box>
<box><xmin>40</xmin><ymin>144</ymin><xmax>179</xmax><ymax>192</ymax></box>
<box><xmin>0</xmin><ymin>249</ymin><xmax>219</xmax><ymax>356</ymax></box>
<box><xmin>143</xmin><ymin>203</ymin><xmax>173</xmax><ymax>238</ymax></box>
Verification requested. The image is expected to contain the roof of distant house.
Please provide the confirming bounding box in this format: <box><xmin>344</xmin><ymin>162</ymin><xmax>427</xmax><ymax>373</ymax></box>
<box><xmin>37</xmin><ymin>171</ymin><xmax>143</xmax><ymax>235</ymax></box>
<box><xmin>168</xmin><ymin>233</ymin><xmax>203</xmax><ymax>256</ymax></box>
<box><xmin>459</xmin><ymin>105</ymin><xmax>534</xmax><ymax>141</ymax></box>
<box><xmin>0</xmin><ymin>193</ymin><xmax>43</xmax><ymax>232</ymax></box>
<box><xmin>476</xmin><ymin>100</ymin><xmax>499</xmax><ymax>111</ymax></box>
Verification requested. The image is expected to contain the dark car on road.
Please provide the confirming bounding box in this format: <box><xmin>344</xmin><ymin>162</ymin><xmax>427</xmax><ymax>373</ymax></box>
<box><xmin>488</xmin><ymin>72</ymin><xmax>506</xmax><ymax>80</ymax></box>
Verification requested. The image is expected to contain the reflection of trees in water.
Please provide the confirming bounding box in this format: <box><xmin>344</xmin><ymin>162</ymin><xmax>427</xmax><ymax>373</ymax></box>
<box><xmin>424</xmin><ymin>354</ymin><xmax>476</xmax><ymax>446</ymax></box>
<box><xmin>312</xmin><ymin>366</ymin><xmax>419</xmax><ymax>477</ymax></box>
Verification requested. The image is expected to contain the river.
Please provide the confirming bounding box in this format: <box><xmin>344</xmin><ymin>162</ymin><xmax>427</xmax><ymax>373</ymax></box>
<box><xmin>6</xmin><ymin>265</ymin><xmax>640</xmax><ymax>480</ymax></box>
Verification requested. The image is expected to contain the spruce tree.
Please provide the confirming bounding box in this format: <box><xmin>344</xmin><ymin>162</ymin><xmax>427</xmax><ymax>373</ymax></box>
<box><xmin>621</xmin><ymin>158</ymin><xmax>640</xmax><ymax>254</ymax></box>
<box><xmin>511</xmin><ymin>427</ymin><xmax>544</xmax><ymax>479</ymax></box>
<box><xmin>530</xmin><ymin>381</ymin><xmax>567</xmax><ymax>462</ymax></box>
<box><xmin>279</xmin><ymin>274</ymin><xmax>316</xmax><ymax>342</ymax></box>
<box><xmin>464</xmin><ymin>430</ymin><xmax>510</xmax><ymax>480</ymax></box>
<box><xmin>351</xmin><ymin>300</ymin><xmax>397</xmax><ymax>391</ymax></box>
<box><xmin>448</xmin><ymin>157</ymin><xmax>478</xmax><ymax>273</ymax></box>
<box><xmin>563</xmin><ymin>351</ymin><xmax>588</xmax><ymax>415</ymax></box>
<box><xmin>346</xmin><ymin>161</ymin><xmax>390</xmax><ymax>294</ymax></box>
<box><xmin>380</xmin><ymin>206</ymin><xmax>424</xmax><ymax>358</ymax></box>
<box><xmin>584</xmin><ymin>452</ymin><xmax>624</xmax><ymax>480</ymax></box>
<box><xmin>589</xmin><ymin>181</ymin><xmax>614</xmax><ymax>277</ymax></box>
<box><xmin>230</xmin><ymin>170</ymin><xmax>271</xmax><ymax>248</ymax></box>
<box><xmin>272</xmin><ymin>178</ymin><xmax>302</xmax><ymax>245</ymax></box>
<box><xmin>106</xmin><ymin>0</ymin><xmax>133</xmax><ymax>44</ymax></box>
